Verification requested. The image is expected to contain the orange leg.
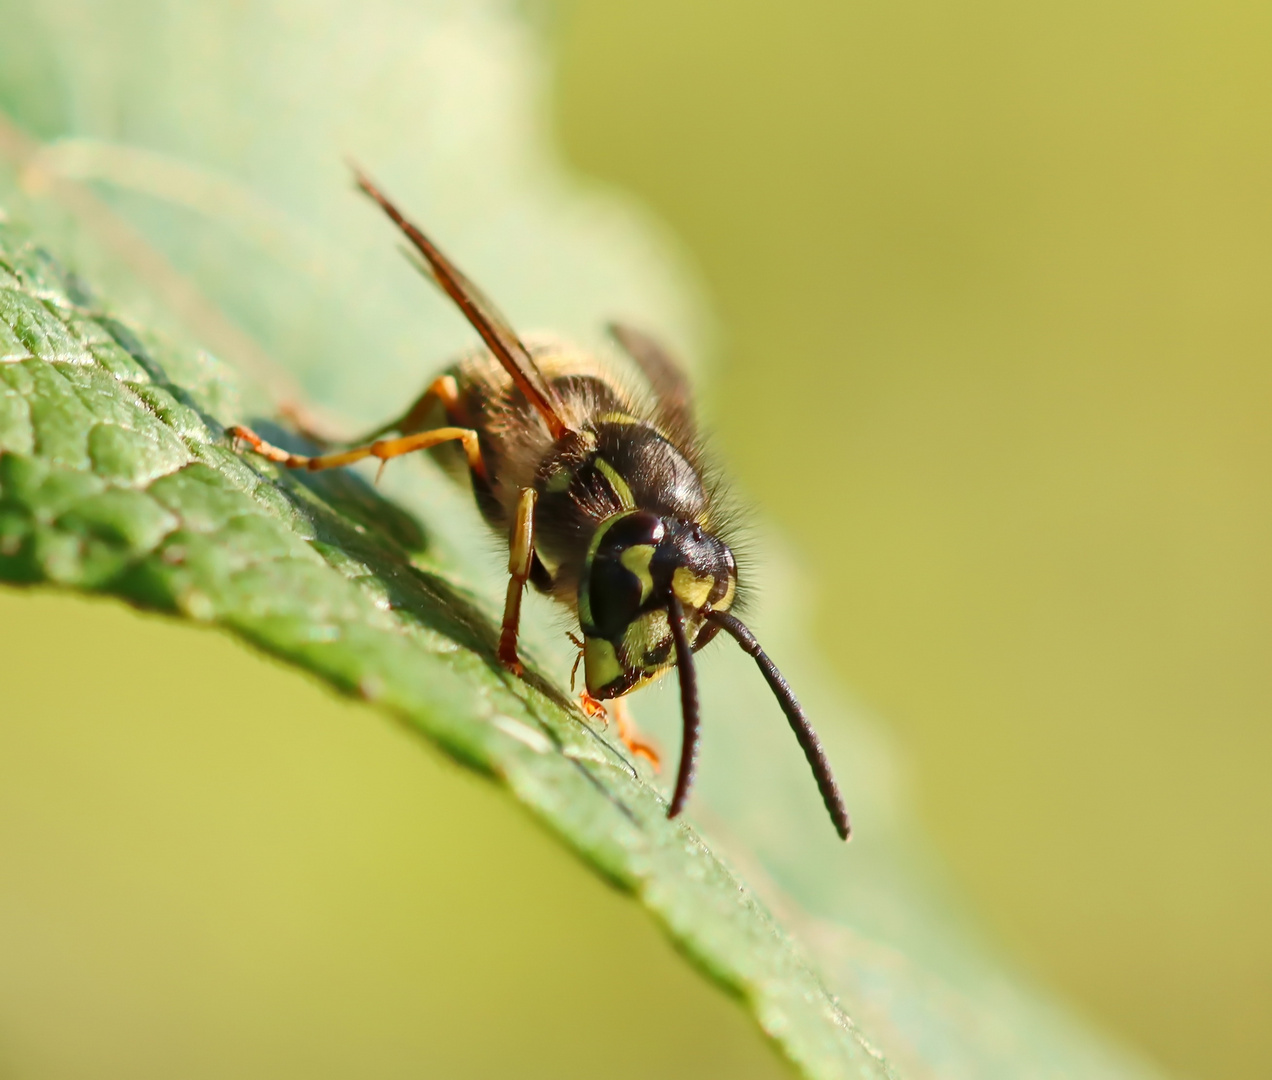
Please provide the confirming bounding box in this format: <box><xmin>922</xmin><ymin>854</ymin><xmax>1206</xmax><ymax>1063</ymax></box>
<box><xmin>609</xmin><ymin>697</ymin><xmax>661</xmax><ymax>770</ymax></box>
<box><xmin>497</xmin><ymin>487</ymin><xmax>537</xmax><ymax>675</ymax></box>
<box><xmin>570</xmin><ymin>637</ymin><xmax>659</xmax><ymax>768</ymax></box>
<box><xmin>227</xmin><ymin>422</ymin><xmax>487</xmax><ymax>483</ymax></box>
<box><xmin>229</xmin><ymin>372</ymin><xmax>475</xmax><ymax>471</ymax></box>
<box><xmin>578</xmin><ymin>691</ymin><xmax>608</xmax><ymax>722</ymax></box>
<box><xmin>266</xmin><ymin>374</ymin><xmax>465</xmax><ymax>451</ymax></box>
<box><xmin>392</xmin><ymin>373</ymin><xmax>464</xmax><ymax>434</ymax></box>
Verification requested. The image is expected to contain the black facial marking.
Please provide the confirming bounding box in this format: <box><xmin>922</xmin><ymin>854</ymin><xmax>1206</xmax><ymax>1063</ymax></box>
<box><xmin>580</xmin><ymin>507</ymin><xmax>736</xmax><ymax>653</ymax></box>
<box><xmin>582</xmin><ymin>511</ymin><xmax>664</xmax><ymax>640</ymax></box>
<box><xmin>642</xmin><ymin>639</ymin><xmax>673</xmax><ymax>668</ymax></box>
<box><xmin>649</xmin><ymin>518</ymin><xmax>734</xmax><ymax>604</ymax></box>
<box><xmin>599</xmin><ymin>509</ymin><xmax>665</xmax><ymax>551</ymax></box>
<box><xmin>588</xmin><ymin>560</ymin><xmax>644</xmax><ymax>639</ymax></box>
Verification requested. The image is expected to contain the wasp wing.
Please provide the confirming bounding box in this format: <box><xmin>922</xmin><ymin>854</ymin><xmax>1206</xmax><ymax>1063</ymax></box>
<box><xmin>607</xmin><ymin>322</ymin><xmax>696</xmax><ymax>438</ymax></box>
<box><xmin>352</xmin><ymin>166</ymin><xmax>569</xmax><ymax>440</ymax></box>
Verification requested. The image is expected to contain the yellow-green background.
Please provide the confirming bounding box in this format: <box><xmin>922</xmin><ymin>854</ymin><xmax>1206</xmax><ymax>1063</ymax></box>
<box><xmin>0</xmin><ymin>591</ymin><xmax>789</xmax><ymax>1079</ymax></box>
<box><xmin>555</xmin><ymin>4</ymin><xmax>1271</xmax><ymax>1079</ymax></box>
<box><xmin>1</xmin><ymin>0</ymin><xmax>1267</xmax><ymax>1077</ymax></box>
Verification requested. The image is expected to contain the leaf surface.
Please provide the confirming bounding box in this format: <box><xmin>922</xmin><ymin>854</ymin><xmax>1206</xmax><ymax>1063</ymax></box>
<box><xmin>0</xmin><ymin>3</ymin><xmax>1177</xmax><ymax>1078</ymax></box>
<box><xmin>0</xmin><ymin>204</ymin><xmax>890</xmax><ymax>1079</ymax></box>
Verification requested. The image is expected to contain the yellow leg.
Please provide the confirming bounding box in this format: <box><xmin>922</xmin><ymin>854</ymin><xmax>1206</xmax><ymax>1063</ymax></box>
<box><xmin>497</xmin><ymin>487</ymin><xmax>537</xmax><ymax>675</ymax></box>
<box><xmin>228</xmin><ymin>422</ymin><xmax>487</xmax><ymax>482</ymax></box>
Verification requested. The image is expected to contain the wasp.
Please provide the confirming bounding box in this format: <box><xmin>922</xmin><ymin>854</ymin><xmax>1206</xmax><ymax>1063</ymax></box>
<box><xmin>229</xmin><ymin>170</ymin><xmax>850</xmax><ymax>839</ymax></box>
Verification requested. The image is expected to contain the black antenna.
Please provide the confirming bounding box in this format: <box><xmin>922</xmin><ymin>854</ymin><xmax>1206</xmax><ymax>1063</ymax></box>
<box><xmin>706</xmin><ymin>610</ymin><xmax>851</xmax><ymax>840</ymax></box>
<box><xmin>666</xmin><ymin>596</ymin><xmax>701</xmax><ymax>819</ymax></box>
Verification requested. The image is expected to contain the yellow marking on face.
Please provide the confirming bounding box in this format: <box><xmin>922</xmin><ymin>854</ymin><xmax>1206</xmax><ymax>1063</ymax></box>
<box><xmin>583</xmin><ymin>636</ymin><xmax>624</xmax><ymax>695</ymax></box>
<box><xmin>672</xmin><ymin>566</ymin><xmax>713</xmax><ymax>611</ymax></box>
<box><xmin>626</xmin><ymin>665</ymin><xmax>673</xmax><ymax>694</ymax></box>
<box><xmin>619</xmin><ymin>544</ymin><xmax>656</xmax><ymax>603</ymax></box>
<box><xmin>622</xmin><ymin>610</ymin><xmax>672</xmax><ymax>674</ymax></box>
<box><xmin>597</xmin><ymin>411</ymin><xmax>641</xmax><ymax>425</ymax></box>
<box><xmin>595</xmin><ymin>457</ymin><xmax>635</xmax><ymax>509</ymax></box>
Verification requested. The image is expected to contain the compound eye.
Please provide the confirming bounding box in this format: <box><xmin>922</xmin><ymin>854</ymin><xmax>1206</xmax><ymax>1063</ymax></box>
<box><xmin>588</xmin><ymin>558</ymin><xmax>643</xmax><ymax>640</ymax></box>
<box><xmin>586</xmin><ymin>512</ymin><xmax>666</xmax><ymax>640</ymax></box>
<box><xmin>600</xmin><ymin>510</ymin><xmax>664</xmax><ymax>551</ymax></box>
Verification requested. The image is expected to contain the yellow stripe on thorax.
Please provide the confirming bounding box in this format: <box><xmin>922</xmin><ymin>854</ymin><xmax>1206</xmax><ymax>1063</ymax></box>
<box><xmin>594</xmin><ymin>457</ymin><xmax>635</xmax><ymax>509</ymax></box>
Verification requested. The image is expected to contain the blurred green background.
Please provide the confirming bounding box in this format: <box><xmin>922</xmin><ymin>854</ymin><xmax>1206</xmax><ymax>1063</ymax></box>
<box><xmin>0</xmin><ymin>0</ymin><xmax>1267</xmax><ymax>1077</ymax></box>
<box><xmin>0</xmin><ymin>591</ymin><xmax>790</xmax><ymax>1079</ymax></box>
<box><xmin>554</xmin><ymin>4</ymin><xmax>1271</xmax><ymax>1080</ymax></box>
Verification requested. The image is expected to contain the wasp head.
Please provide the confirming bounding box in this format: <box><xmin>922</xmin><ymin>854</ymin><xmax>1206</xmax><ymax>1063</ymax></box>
<box><xmin>577</xmin><ymin>510</ymin><xmax>736</xmax><ymax>699</ymax></box>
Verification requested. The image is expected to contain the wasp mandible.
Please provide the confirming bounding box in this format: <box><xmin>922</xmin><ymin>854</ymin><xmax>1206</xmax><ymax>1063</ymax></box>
<box><xmin>229</xmin><ymin>170</ymin><xmax>850</xmax><ymax>840</ymax></box>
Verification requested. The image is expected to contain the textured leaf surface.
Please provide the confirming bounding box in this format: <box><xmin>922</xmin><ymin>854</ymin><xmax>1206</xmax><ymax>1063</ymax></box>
<box><xmin>0</xmin><ymin>209</ymin><xmax>891</xmax><ymax>1079</ymax></box>
<box><xmin>0</xmin><ymin>2</ymin><xmax>1179</xmax><ymax>1078</ymax></box>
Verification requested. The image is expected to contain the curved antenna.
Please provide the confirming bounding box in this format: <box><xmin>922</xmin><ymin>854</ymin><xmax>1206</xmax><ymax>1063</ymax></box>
<box><xmin>706</xmin><ymin>610</ymin><xmax>851</xmax><ymax>840</ymax></box>
<box><xmin>349</xmin><ymin>163</ymin><xmax>568</xmax><ymax>440</ymax></box>
<box><xmin>666</xmin><ymin>596</ymin><xmax>702</xmax><ymax>819</ymax></box>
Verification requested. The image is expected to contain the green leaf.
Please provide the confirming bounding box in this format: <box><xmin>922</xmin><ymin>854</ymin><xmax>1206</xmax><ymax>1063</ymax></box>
<box><xmin>0</xmin><ymin>197</ymin><xmax>892</xmax><ymax>1079</ymax></box>
<box><xmin>0</xmin><ymin>3</ymin><xmax>1175</xmax><ymax>1079</ymax></box>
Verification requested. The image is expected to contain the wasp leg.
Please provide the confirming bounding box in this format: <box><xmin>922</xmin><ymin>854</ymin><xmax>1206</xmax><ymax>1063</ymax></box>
<box><xmin>231</xmin><ymin>372</ymin><xmax>470</xmax><ymax>461</ymax></box>
<box><xmin>227</xmin><ymin>423</ymin><xmax>487</xmax><ymax>482</ymax></box>
<box><xmin>609</xmin><ymin>696</ymin><xmax>661</xmax><ymax>770</ymax></box>
<box><xmin>578</xmin><ymin>691</ymin><xmax>608</xmax><ymax>721</ymax></box>
<box><xmin>497</xmin><ymin>486</ymin><xmax>538</xmax><ymax>676</ymax></box>
<box><xmin>391</xmin><ymin>373</ymin><xmax>465</xmax><ymax>434</ymax></box>
<box><xmin>568</xmin><ymin>638</ymin><xmax>586</xmax><ymax>693</ymax></box>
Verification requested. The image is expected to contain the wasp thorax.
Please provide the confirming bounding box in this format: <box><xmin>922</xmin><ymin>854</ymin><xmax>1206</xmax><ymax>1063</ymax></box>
<box><xmin>578</xmin><ymin>510</ymin><xmax>737</xmax><ymax>698</ymax></box>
